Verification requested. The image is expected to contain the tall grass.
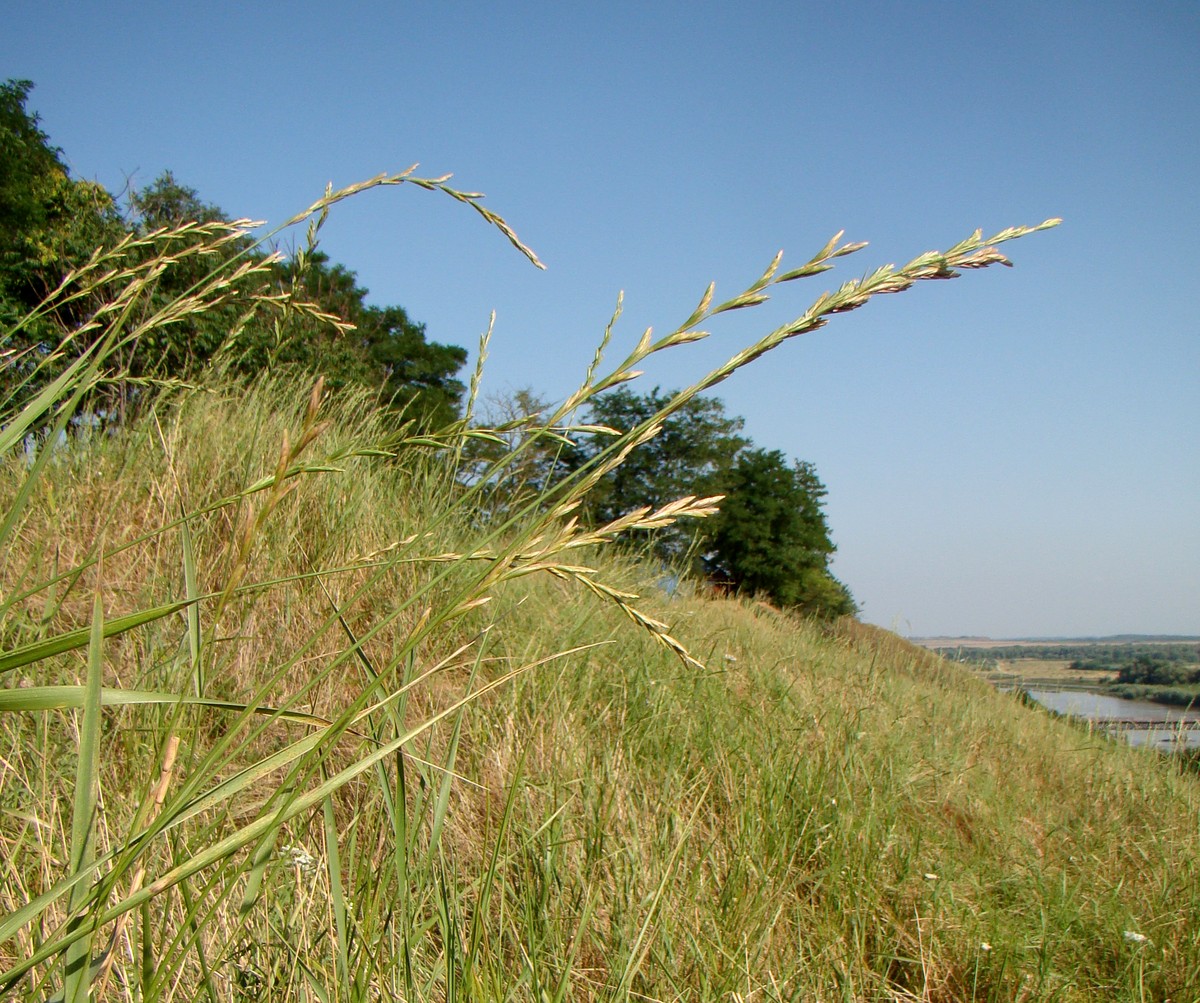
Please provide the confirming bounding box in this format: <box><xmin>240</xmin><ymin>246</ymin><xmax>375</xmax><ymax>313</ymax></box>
<box><xmin>4</xmin><ymin>177</ymin><xmax>1196</xmax><ymax>1002</ymax></box>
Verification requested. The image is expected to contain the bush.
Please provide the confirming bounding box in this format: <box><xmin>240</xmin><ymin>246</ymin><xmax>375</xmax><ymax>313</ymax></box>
<box><xmin>1116</xmin><ymin>655</ymin><xmax>1200</xmax><ymax>686</ymax></box>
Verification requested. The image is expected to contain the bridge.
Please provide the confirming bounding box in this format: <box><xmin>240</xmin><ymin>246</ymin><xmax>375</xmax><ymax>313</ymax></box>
<box><xmin>1081</xmin><ymin>718</ymin><xmax>1200</xmax><ymax>733</ymax></box>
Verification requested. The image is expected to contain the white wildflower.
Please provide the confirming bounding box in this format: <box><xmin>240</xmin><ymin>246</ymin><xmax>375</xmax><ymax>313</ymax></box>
<box><xmin>1124</xmin><ymin>930</ymin><xmax>1149</xmax><ymax>944</ymax></box>
<box><xmin>280</xmin><ymin>843</ymin><xmax>319</xmax><ymax>874</ymax></box>
<box><xmin>980</xmin><ymin>942</ymin><xmax>992</xmax><ymax>953</ymax></box>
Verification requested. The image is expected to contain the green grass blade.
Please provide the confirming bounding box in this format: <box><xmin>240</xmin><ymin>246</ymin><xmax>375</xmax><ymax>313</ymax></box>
<box><xmin>63</xmin><ymin>593</ymin><xmax>104</xmax><ymax>1003</ymax></box>
<box><xmin>613</xmin><ymin>787</ymin><xmax>708</xmax><ymax>1001</ymax></box>
<box><xmin>423</xmin><ymin>643</ymin><xmax>485</xmax><ymax>871</ymax></box>
<box><xmin>180</xmin><ymin>508</ymin><xmax>203</xmax><ymax>697</ymax></box>
<box><xmin>0</xmin><ymin>649</ymin><xmax>586</xmax><ymax>989</ymax></box>
<box><xmin>0</xmin><ymin>340</ymin><xmax>102</xmax><ymax>456</ymax></box>
<box><xmin>463</xmin><ymin>748</ymin><xmax>527</xmax><ymax>989</ymax></box>
<box><xmin>0</xmin><ymin>377</ymin><xmax>94</xmax><ymax>559</ymax></box>
<box><xmin>322</xmin><ymin>790</ymin><xmax>350</xmax><ymax>990</ymax></box>
<box><xmin>0</xmin><ymin>599</ymin><xmax>196</xmax><ymax>675</ymax></box>
<box><xmin>0</xmin><ymin>686</ymin><xmax>334</xmax><ymax>725</ymax></box>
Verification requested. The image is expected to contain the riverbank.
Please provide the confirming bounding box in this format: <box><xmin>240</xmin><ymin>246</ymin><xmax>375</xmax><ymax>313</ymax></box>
<box><xmin>1025</xmin><ymin>687</ymin><xmax>1200</xmax><ymax>750</ymax></box>
<box><xmin>937</xmin><ymin>642</ymin><xmax>1200</xmax><ymax>711</ymax></box>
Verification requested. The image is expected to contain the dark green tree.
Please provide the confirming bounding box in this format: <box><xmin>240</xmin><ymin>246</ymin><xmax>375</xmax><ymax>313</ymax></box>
<box><xmin>1</xmin><ymin>80</ymin><xmax>467</xmax><ymax>426</ymax></box>
<box><xmin>576</xmin><ymin>387</ymin><xmax>748</xmax><ymax>562</ymax></box>
<box><xmin>572</xmin><ymin>387</ymin><xmax>854</xmax><ymax>615</ymax></box>
<box><xmin>271</xmin><ymin>251</ymin><xmax>467</xmax><ymax>426</ymax></box>
<box><xmin>702</xmin><ymin>448</ymin><xmax>856</xmax><ymax>616</ymax></box>
<box><xmin>129</xmin><ymin>171</ymin><xmax>228</xmax><ymax>230</ymax></box>
<box><xmin>125</xmin><ymin>179</ymin><xmax>469</xmax><ymax>424</ymax></box>
<box><xmin>361</xmin><ymin>304</ymin><xmax>466</xmax><ymax>426</ymax></box>
<box><xmin>120</xmin><ymin>171</ymin><xmax>261</xmax><ymax>383</ymax></box>
<box><xmin>1116</xmin><ymin>655</ymin><xmax>1199</xmax><ymax>686</ymax></box>
<box><xmin>1</xmin><ymin>79</ymin><xmax>123</xmax><ymax>375</ymax></box>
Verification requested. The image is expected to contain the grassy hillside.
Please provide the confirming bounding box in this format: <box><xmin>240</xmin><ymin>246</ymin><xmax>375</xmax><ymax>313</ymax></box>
<box><xmin>4</xmin><ymin>186</ymin><xmax>1195</xmax><ymax>1001</ymax></box>
<box><xmin>1</xmin><ymin>375</ymin><xmax>1197</xmax><ymax>1002</ymax></box>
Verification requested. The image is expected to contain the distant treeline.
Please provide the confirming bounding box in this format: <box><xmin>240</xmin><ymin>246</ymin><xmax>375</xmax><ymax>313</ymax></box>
<box><xmin>947</xmin><ymin>643</ymin><xmax>1200</xmax><ymax>678</ymax></box>
<box><xmin>1108</xmin><ymin>684</ymin><xmax>1200</xmax><ymax>707</ymax></box>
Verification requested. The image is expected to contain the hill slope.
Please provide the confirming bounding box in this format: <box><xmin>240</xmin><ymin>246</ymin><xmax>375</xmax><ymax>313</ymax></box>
<box><xmin>2</xmin><ymin>378</ymin><xmax>1197</xmax><ymax>1002</ymax></box>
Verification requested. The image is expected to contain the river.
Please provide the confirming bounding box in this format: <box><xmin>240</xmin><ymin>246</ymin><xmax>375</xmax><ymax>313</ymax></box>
<box><xmin>1026</xmin><ymin>688</ymin><xmax>1200</xmax><ymax>749</ymax></box>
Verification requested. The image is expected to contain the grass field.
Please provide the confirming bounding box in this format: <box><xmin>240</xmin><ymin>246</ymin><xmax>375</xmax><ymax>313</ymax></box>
<box><xmin>6</xmin><ymin>187</ymin><xmax>1196</xmax><ymax>1001</ymax></box>
<box><xmin>986</xmin><ymin>659</ymin><xmax>1119</xmax><ymax>687</ymax></box>
<box><xmin>2</xmin><ymin>376</ymin><xmax>1197</xmax><ymax>1002</ymax></box>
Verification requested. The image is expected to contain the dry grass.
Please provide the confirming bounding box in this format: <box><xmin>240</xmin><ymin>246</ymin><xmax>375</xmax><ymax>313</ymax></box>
<box><xmin>10</xmin><ymin>180</ymin><xmax>1190</xmax><ymax>1002</ymax></box>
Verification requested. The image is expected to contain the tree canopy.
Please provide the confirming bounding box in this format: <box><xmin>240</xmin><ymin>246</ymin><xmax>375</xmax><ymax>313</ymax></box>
<box><xmin>1</xmin><ymin>80</ymin><xmax>467</xmax><ymax>426</ymax></box>
<box><xmin>1</xmin><ymin>79</ymin><xmax>124</xmax><ymax>359</ymax></box>
<box><xmin>703</xmin><ymin>448</ymin><xmax>856</xmax><ymax>616</ymax></box>
<box><xmin>574</xmin><ymin>387</ymin><xmax>856</xmax><ymax>616</ymax></box>
<box><xmin>576</xmin><ymin>386</ymin><xmax>748</xmax><ymax>563</ymax></box>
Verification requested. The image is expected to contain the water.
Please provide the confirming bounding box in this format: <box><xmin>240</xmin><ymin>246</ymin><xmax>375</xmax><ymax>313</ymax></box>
<box><xmin>1026</xmin><ymin>688</ymin><xmax>1200</xmax><ymax>749</ymax></box>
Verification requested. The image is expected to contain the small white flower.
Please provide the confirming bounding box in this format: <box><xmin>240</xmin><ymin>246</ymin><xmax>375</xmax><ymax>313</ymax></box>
<box><xmin>980</xmin><ymin>942</ymin><xmax>992</xmax><ymax>953</ymax></box>
<box><xmin>1124</xmin><ymin>930</ymin><xmax>1149</xmax><ymax>944</ymax></box>
<box><xmin>280</xmin><ymin>843</ymin><xmax>319</xmax><ymax>874</ymax></box>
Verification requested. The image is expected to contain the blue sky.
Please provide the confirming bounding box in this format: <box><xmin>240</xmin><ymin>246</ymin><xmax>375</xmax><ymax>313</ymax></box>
<box><xmin>5</xmin><ymin>1</ymin><xmax>1197</xmax><ymax>637</ymax></box>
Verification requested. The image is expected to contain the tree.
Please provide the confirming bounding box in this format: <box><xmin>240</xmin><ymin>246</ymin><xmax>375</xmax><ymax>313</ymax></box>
<box><xmin>2</xmin><ymin>85</ymin><xmax>467</xmax><ymax>425</ymax></box>
<box><xmin>270</xmin><ymin>251</ymin><xmax>467</xmax><ymax>426</ymax></box>
<box><xmin>119</xmin><ymin>171</ymin><xmax>261</xmax><ymax>383</ymax></box>
<box><xmin>0</xmin><ymin>80</ymin><xmax>63</xmax><ymax>257</ymax></box>
<box><xmin>1116</xmin><ymin>655</ymin><xmax>1199</xmax><ymax>686</ymax></box>
<box><xmin>361</xmin><ymin>304</ymin><xmax>466</xmax><ymax>426</ymax></box>
<box><xmin>702</xmin><ymin>448</ymin><xmax>856</xmax><ymax>616</ymax></box>
<box><xmin>1</xmin><ymin>79</ymin><xmax>123</xmax><ymax>375</ymax></box>
<box><xmin>572</xmin><ymin>388</ymin><xmax>855</xmax><ymax>616</ymax></box>
<box><xmin>576</xmin><ymin>387</ymin><xmax>748</xmax><ymax>563</ymax></box>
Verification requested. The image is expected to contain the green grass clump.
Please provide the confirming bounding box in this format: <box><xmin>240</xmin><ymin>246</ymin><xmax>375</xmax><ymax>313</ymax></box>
<box><xmin>5</xmin><ymin>178</ymin><xmax>1195</xmax><ymax>1002</ymax></box>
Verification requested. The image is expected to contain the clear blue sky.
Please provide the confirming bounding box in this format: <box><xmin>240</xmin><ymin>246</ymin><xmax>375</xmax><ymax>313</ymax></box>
<box><xmin>5</xmin><ymin>1</ymin><xmax>1197</xmax><ymax>638</ymax></box>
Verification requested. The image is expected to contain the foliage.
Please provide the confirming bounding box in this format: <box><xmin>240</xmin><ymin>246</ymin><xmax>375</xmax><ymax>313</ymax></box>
<box><xmin>0</xmin><ymin>80</ymin><xmax>124</xmax><ymax>384</ymax></box>
<box><xmin>111</xmin><ymin>171</ymin><xmax>263</xmax><ymax>395</ymax></box>
<box><xmin>121</xmin><ymin>172</ymin><xmax>470</xmax><ymax>424</ymax></box>
<box><xmin>1109</xmin><ymin>683</ymin><xmax>1200</xmax><ymax>707</ymax></box>
<box><xmin>945</xmin><ymin>641</ymin><xmax>1200</xmax><ymax>670</ymax></box>
<box><xmin>703</xmin><ymin>447</ymin><xmax>856</xmax><ymax>615</ymax></box>
<box><xmin>574</xmin><ymin>386</ymin><xmax>747</xmax><ymax>563</ymax></box>
<box><xmin>1</xmin><ymin>83</ymin><xmax>470</xmax><ymax>426</ymax></box>
<box><xmin>1115</xmin><ymin>654</ymin><xmax>1200</xmax><ymax>686</ymax></box>
<box><xmin>277</xmin><ymin>251</ymin><xmax>468</xmax><ymax>425</ymax></box>
<box><xmin>570</xmin><ymin>390</ymin><xmax>853</xmax><ymax>614</ymax></box>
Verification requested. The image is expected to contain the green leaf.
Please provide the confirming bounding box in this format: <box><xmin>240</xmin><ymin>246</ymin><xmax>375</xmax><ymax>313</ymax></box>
<box><xmin>63</xmin><ymin>594</ymin><xmax>104</xmax><ymax>1003</ymax></box>
<box><xmin>0</xmin><ymin>686</ymin><xmax>334</xmax><ymax>724</ymax></box>
<box><xmin>0</xmin><ymin>599</ymin><xmax>195</xmax><ymax>674</ymax></box>
<box><xmin>180</xmin><ymin>510</ymin><xmax>203</xmax><ymax>696</ymax></box>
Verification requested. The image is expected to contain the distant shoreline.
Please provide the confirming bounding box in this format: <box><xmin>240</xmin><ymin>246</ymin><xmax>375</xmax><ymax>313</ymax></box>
<box><xmin>914</xmin><ymin>635</ymin><xmax>1200</xmax><ymax>650</ymax></box>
